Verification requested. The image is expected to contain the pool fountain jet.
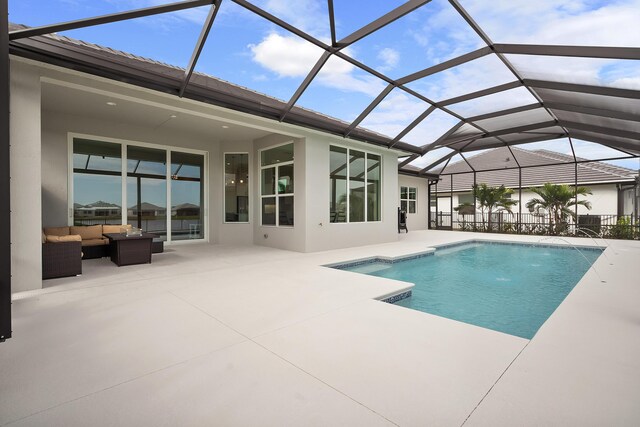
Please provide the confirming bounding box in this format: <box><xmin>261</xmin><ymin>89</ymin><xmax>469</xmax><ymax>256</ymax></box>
<box><xmin>573</xmin><ymin>228</ymin><xmax>617</xmax><ymax>262</ymax></box>
<box><xmin>537</xmin><ymin>236</ymin><xmax>606</xmax><ymax>283</ymax></box>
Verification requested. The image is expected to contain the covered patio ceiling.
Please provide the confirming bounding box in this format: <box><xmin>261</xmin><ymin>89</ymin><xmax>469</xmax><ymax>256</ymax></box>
<box><xmin>6</xmin><ymin>0</ymin><xmax>640</xmax><ymax>175</ymax></box>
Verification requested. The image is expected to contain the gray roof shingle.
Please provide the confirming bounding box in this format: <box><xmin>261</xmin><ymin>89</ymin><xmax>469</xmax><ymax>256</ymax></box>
<box><xmin>436</xmin><ymin>147</ymin><xmax>636</xmax><ymax>192</ymax></box>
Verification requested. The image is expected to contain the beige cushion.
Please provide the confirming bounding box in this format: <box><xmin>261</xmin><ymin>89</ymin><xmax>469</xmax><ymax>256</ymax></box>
<box><xmin>103</xmin><ymin>224</ymin><xmax>131</xmax><ymax>234</ymax></box>
<box><xmin>81</xmin><ymin>238</ymin><xmax>108</xmax><ymax>247</ymax></box>
<box><xmin>44</xmin><ymin>226</ymin><xmax>70</xmax><ymax>236</ymax></box>
<box><xmin>70</xmin><ymin>225</ymin><xmax>103</xmax><ymax>240</ymax></box>
<box><xmin>46</xmin><ymin>234</ymin><xmax>82</xmax><ymax>243</ymax></box>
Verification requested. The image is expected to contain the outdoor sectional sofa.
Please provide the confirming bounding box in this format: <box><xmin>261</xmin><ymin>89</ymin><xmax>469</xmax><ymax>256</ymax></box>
<box><xmin>43</xmin><ymin>224</ymin><xmax>132</xmax><ymax>259</ymax></box>
<box><xmin>41</xmin><ymin>224</ymin><xmax>132</xmax><ymax>279</ymax></box>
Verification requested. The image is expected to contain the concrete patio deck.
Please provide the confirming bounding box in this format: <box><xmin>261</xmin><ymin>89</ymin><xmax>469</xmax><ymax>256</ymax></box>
<box><xmin>1</xmin><ymin>230</ymin><xmax>639</xmax><ymax>426</ymax></box>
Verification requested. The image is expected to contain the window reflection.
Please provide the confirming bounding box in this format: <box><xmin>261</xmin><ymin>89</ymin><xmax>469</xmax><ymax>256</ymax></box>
<box><xmin>73</xmin><ymin>139</ymin><xmax>122</xmax><ymax>226</ymax></box>
<box><xmin>127</xmin><ymin>146</ymin><xmax>167</xmax><ymax>240</ymax></box>
<box><xmin>171</xmin><ymin>151</ymin><xmax>205</xmax><ymax>240</ymax></box>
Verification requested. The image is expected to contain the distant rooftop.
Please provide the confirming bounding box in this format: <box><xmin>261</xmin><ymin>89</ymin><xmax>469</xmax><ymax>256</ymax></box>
<box><xmin>436</xmin><ymin>146</ymin><xmax>637</xmax><ymax>192</ymax></box>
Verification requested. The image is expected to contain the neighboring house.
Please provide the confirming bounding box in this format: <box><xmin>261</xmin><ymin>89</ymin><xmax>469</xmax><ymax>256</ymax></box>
<box><xmin>172</xmin><ymin>203</ymin><xmax>200</xmax><ymax>217</ymax></box>
<box><xmin>128</xmin><ymin>202</ymin><xmax>166</xmax><ymax>218</ymax></box>
<box><xmin>73</xmin><ymin>201</ymin><xmax>121</xmax><ymax>218</ymax></box>
<box><xmin>433</xmin><ymin>147</ymin><xmax>638</xmax><ymax>216</ymax></box>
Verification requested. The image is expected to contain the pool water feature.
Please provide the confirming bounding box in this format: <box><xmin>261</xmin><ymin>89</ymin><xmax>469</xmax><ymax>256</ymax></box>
<box><xmin>337</xmin><ymin>242</ymin><xmax>603</xmax><ymax>339</ymax></box>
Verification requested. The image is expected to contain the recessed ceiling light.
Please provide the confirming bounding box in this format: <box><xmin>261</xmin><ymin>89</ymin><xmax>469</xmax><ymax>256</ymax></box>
<box><xmin>106</xmin><ymin>101</ymin><xmax>117</xmax><ymax>106</ymax></box>
<box><xmin>221</xmin><ymin>125</ymin><xmax>229</xmax><ymax>129</ymax></box>
<box><xmin>170</xmin><ymin>114</ymin><xmax>177</xmax><ymax>119</ymax></box>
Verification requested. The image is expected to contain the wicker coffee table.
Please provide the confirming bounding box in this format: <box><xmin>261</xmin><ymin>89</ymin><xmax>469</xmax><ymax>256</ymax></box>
<box><xmin>103</xmin><ymin>233</ymin><xmax>155</xmax><ymax>267</ymax></box>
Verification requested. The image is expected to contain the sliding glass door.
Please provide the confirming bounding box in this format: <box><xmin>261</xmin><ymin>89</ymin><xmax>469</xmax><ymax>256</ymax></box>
<box><xmin>71</xmin><ymin>136</ymin><xmax>206</xmax><ymax>243</ymax></box>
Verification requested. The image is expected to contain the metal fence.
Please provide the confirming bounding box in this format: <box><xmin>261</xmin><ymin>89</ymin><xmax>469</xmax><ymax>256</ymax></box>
<box><xmin>430</xmin><ymin>211</ymin><xmax>639</xmax><ymax>240</ymax></box>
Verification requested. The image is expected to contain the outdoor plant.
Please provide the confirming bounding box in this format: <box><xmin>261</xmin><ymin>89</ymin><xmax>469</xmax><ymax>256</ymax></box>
<box><xmin>525</xmin><ymin>183</ymin><xmax>592</xmax><ymax>235</ymax></box>
<box><xmin>605</xmin><ymin>216</ymin><xmax>638</xmax><ymax>240</ymax></box>
<box><xmin>472</xmin><ymin>183</ymin><xmax>518</xmax><ymax>231</ymax></box>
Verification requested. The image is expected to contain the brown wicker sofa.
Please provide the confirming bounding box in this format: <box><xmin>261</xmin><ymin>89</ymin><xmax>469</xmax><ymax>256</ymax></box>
<box><xmin>42</xmin><ymin>224</ymin><xmax>133</xmax><ymax>280</ymax></box>
<box><xmin>43</xmin><ymin>224</ymin><xmax>132</xmax><ymax>260</ymax></box>
<box><xmin>42</xmin><ymin>235</ymin><xmax>82</xmax><ymax>280</ymax></box>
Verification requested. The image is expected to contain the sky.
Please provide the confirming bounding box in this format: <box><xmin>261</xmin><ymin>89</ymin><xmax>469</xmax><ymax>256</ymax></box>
<box><xmin>9</xmin><ymin>0</ymin><xmax>640</xmax><ymax>170</ymax></box>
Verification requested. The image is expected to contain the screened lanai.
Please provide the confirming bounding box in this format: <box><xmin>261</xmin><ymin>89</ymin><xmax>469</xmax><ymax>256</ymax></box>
<box><xmin>2</xmin><ymin>0</ymin><xmax>640</xmax><ymax>341</ymax></box>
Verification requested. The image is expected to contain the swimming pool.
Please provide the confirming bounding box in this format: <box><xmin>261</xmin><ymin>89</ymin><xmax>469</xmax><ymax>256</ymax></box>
<box><xmin>336</xmin><ymin>241</ymin><xmax>603</xmax><ymax>339</ymax></box>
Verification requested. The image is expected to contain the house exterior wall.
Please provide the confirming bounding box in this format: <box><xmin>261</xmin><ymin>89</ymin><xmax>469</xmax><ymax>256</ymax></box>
<box><xmin>10</xmin><ymin>61</ymin><xmax>42</xmax><ymax>292</ymax></box>
<box><xmin>252</xmin><ymin>133</ymin><xmax>306</xmax><ymax>252</ymax></box>
<box><xmin>398</xmin><ymin>175</ymin><xmax>429</xmax><ymax>231</ymax></box>
<box><xmin>304</xmin><ymin>137</ymin><xmax>399</xmax><ymax>252</ymax></box>
<box><xmin>9</xmin><ymin>57</ymin><xmax>410</xmax><ymax>292</ymax></box>
<box><xmin>442</xmin><ymin>183</ymin><xmax>622</xmax><ymax>216</ymax></box>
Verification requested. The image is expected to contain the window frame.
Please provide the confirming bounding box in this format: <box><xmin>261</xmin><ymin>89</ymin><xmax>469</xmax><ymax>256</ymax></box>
<box><xmin>400</xmin><ymin>186</ymin><xmax>418</xmax><ymax>214</ymax></box>
<box><xmin>223</xmin><ymin>152</ymin><xmax>250</xmax><ymax>224</ymax></box>
<box><xmin>67</xmin><ymin>132</ymin><xmax>209</xmax><ymax>245</ymax></box>
<box><xmin>259</xmin><ymin>141</ymin><xmax>295</xmax><ymax>227</ymax></box>
<box><xmin>329</xmin><ymin>144</ymin><xmax>383</xmax><ymax>224</ymax></box>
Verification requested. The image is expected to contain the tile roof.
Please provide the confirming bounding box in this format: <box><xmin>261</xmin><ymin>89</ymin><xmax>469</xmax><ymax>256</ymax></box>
<box><xmin>436</xmin><ymin>146</ymin><xmax>637</xmax><ymax>192</ymax></box>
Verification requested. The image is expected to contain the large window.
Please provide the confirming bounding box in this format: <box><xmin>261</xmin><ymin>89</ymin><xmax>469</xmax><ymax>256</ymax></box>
<box><xmin>400</xmin><ymin>186</ymin><xmax>417</xmax><ymax>214</ymax></box>
<box><xmin>224</xmin><ymin>153</ymin><xmax>249</xmax><ymax>223</ymax></box>
<box><xmin>260</xmin><ymin>143</ymin><xmax>294</xmax><ymax>226</ymax></box>
<box><xmin>330</xmin><ymin>146</ymin><xmax>381</xmax><ymax>223</ymax></box>
<box><xmin>71</xmin><ymin>136</ymin><xmax>206</xmax><ymax>243</ymax></box>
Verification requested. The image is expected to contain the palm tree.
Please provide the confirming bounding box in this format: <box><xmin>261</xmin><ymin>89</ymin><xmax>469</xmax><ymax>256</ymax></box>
<box><xmin>525</xmin><ymin>183</ymin><xmax>592</xmax><ymax>235</ymax></box>
<box><xmin>473</xmin><ymin>184</ymin><xmax>518</xmax><ymax>231</ymax></box>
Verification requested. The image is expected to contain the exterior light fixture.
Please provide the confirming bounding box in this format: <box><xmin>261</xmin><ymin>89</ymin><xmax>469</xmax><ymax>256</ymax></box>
<box><xmin>221</xmin><ymin>125</ymin><xmax>229</xmax><ymax>129</ymax></box>
<box><xmin>106</xmin><ymin>101</ymin><xmax>117</xmax><ymax>106</ymax></box>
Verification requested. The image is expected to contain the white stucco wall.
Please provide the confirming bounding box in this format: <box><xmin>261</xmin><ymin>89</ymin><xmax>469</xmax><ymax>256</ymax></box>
<box><xmin>10</xmin><ymin>61</ymin><xmax>42</xmax><ymax>292</ymax></box>
<box><xmin>398</xmin><ymin>175</ymin><xmax>429</xmax><ymax>231</ymax></box>
<box><xmin>304</xmin><ymin>138</ymin><xmax>399</xmax><ymax>252</ymax></box>
<box><xmin>9</xmin><ymin>57</ymin><xmax>414</xmax><ymax>294</ymax></box>
<box><xmin>252</xmin><ymin>134</ymin><xmax>306</xmax><ymax>252</ymax></box>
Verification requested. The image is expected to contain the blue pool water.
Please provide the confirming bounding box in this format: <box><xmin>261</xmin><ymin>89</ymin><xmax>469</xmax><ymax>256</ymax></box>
<box><xmin>339</xmin><ymin>242</ymin><xmax>602</xmax><ymax>339</ymax></box>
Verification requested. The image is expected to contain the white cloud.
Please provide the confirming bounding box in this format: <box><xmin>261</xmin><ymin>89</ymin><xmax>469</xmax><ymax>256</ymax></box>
<box><xmin>460</xmin><ymin>0</ymin><xmax>640</xmax><ymax>46</ymax></box>
<box><xmin>359</xmin><ymin>91</ymin><xmax>426</xmax><ymax>138</ymax></box>
<box><xmin>377</xmin><ymin>47</ymin><xmax>400</xmax><ymax>71</ymax></box>
<box><xmin>249</xmin><ymin>33</ymin><xmax>322</xmax><ymax>78</ymax></box>
<box><xmin>409</xmin><ymin>54</ymin><xmax>517</xmax><ymax>103</ymax></box>
<box><xmin>249</xmin><ymin>33</ymin><xmax>386</xmax><ymax>96</ymax></box>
